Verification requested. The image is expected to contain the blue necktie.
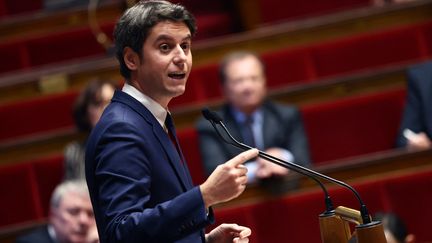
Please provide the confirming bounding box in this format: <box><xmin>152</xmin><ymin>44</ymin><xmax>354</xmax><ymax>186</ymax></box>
<box><xmin>242</xmin><ymin>116</ymin><xmax>256</xmax><ymax>148</ymax></box>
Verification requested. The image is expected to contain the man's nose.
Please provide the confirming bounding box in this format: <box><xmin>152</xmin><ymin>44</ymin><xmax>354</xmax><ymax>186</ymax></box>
<box><xmin>77</xmin><ymin>211</ymin><xmax>92</xmax><ymax>225</ymax></box>
<box><xmin>173</xmin><ymin>45</ymin><xmax>187</xmax><ymax>67</ymax></box>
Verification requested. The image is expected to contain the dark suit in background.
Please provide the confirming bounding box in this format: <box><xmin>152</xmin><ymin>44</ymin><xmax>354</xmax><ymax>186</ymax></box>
<box><xmin>86</xmin><ymin>91</ymin><xmax>213</xmax><ymax>243</ymax></box>
<box><xmin>197</xmin><ymin>101</ymin><xmax>311</xmax><ymax>177</ymax></box>
<box><xmin>15</xmin><ymin>226</ymin><xmax>55</xmax><ymax>243</ymax></box>
<box><xmin>396</xmin><ymin>61</ymin><xmax>432</xmax><ymax>147</ymax></box>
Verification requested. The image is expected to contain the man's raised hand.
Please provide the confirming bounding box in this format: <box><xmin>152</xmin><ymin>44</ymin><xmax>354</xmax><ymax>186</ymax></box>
<box><xmin>200</xmin><ymin>149</ymin><xmax>258</xmax><ymax>207</ymax></box>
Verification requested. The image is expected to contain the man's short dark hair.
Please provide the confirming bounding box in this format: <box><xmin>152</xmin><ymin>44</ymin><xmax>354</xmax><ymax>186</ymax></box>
<box><xmin>218</xmin><ymin>51</ymin><xmax>266</xmax><ymax>85</ymax></box>
<box><xmin>114</xmin><ymin>0</ymin><xmax>197</xmax><ymax>80</ymax></box>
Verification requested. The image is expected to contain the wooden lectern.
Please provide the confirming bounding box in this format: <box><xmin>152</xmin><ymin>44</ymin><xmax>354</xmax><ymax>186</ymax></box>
<box><xmin>319</xmin><ymin>206</ymin><xmax>386</xmax><ymax>243</ymax></box>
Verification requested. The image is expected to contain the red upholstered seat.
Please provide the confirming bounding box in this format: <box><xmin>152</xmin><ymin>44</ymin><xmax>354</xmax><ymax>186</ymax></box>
<box><xmin>327</xmin><ymin>179</ymin><xmax>388</xmax><ymax>220</ymax></box>
<box><xmin>0</xmin><ymin>24</ymin><xmax>113</xmax><ymax>75</ymax></box>
<box><xmin>254</xmin><ymin>193</ymin><xmax>324</xmax><ymax>243</ymax></box>
<box><xmin>0</xmin><ymin>91</ymin><xmax>78</xmax><ymax>142</ymax></box>
<box><xmin>0</xmin><ymin>42</ymin><xmax>28</xmax><ymax>74</ymax></box>
<box><xmin>177</xmin><ymin>127</ymin><xmax>205</xmax><ymax>184</ymax></box>
<box><xmin>0</xmin><ymin>0</ymin><xmax>42</xmax><ymax>16</ymax></box>
<box><xmin>301</xmin><ymin>89</ymin><xmax>406</xmax><ymax>165</ymax></box>
<box><xmin>262</xmin><ymin>47</ymin><xmax>315</xmax><ymax>88</ymax></box>
<box><xmin>26</xmin><ymin>22</ymin><xmax>114</xmax><ymax>67</ymax></box>
<box><xmin>311</xmin><ymin>25</ymin><xmax>425</xmax><ymax>77</ymax></box>
<box><xmin>169</xmin><ymin>72</ymin><xmax>204</xmax><ymax>108</ymax></box>
<box><xmin>170</xmin><ymin>63</ymin><xmax>221</xmax><ymax>108</ymax></box>
<box><xmin>31</xmin><ymin>154</ymin><xmax>64</xmax><ymax>217</ymax></box>
<box><xmin>211</xmin><ymin>169</ymin><xmax>432</xmax><ymax>242</ymax></box>
<box><xmin>193</xmin><ymin>12</ymin><xmax>237</xmax><ymax>40</ymax></box>
<box><xmin>0</xmin><ymin>1</ymin><xmax>6</xmax><ymax>17</ymax></box>
<box><xmin>422</xmin><ymin>21</ymin><xmax>432</xmax><ymax>57</ymax></box>
<box><xmin>164</xmin><ymin>0</ymin><xmax>239</xmax><ymax>40</ymax></box>
<box><xmin>257</xmin><ymin>0</ymin><xmax>370</xmax><ymax>24</ymax></box>
<box><xmin>0</xmin><ymin>162</ymin><xmax>43</xmax><ymax>227</ymax></box>
<box><xmin>189</xmin><ymin>63</ymin><xmax>221</xmax><ymax>100</ymax></box>
<box><xmin>381</xmin><ymin>170</ymin><xmax>432</xmax><ymax>242</ymax></box>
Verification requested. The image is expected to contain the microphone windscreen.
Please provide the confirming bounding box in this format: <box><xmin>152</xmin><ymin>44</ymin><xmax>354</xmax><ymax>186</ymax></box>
<box><xmin>201</xmin><ymin>108</ymin><xmax>223</xmax><ymax>123</ymax></box>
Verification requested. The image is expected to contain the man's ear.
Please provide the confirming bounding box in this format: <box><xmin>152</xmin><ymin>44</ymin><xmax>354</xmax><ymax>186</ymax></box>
<box><xmin>123</xmin><ymin>47</ymin><xmax>140</xmax><ymax>71</ymax></box>
<box><xmin>49</xmin><ymin>207</ymin><xmax>58</xmax><ymax>223</ymax></box>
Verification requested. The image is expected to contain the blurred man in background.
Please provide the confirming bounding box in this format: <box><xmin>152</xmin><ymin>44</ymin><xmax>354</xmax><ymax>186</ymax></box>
<box><xmin>396</xmin><ymin>61</ymin><xmax>432</xmax><ymax>150</ymax></box>
<box><xmin>197</xmin><ymin>51</ymin><xmax>311</xmax><ymax>190</ymax></box>
<box><xmin>16</xmin><ymin>180</ymin><xmax>98</xmax><ymax>243</ymax></box>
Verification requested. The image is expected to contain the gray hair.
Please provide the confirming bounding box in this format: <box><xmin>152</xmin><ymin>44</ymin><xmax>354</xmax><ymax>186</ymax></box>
<box><xmin>50</xmin><ymin>180</ymin><xmax>90</xmax><ymax>209</ymax></box>
<box><xmin>114</xmin><ymin>0</ymin><xmax>197</xmax><ymax>80</ymax></box>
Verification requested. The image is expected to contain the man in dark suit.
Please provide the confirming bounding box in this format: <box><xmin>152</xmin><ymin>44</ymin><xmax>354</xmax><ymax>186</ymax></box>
<box><xmin>396</xmin><ymin>61</ymin><xmax>432</xmax><ymax>150</ymax></box>
<box><xmin>197</xmin><ymin>51</ymin><xmax>311</xmax><ymax>186</ymax></box>
<box><xmin>85</xmin><ymin>1</ymin><xmax>257</xmax><ymax>243</ymax></box>
<box><xmin>16</xmin><ymin>180</ymin><xmax>97</xmax><ymax>243</ymax></box>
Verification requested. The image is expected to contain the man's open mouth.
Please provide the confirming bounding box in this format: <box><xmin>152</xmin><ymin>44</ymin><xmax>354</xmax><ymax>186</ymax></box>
<box><xmin>168</xmin><ymin>72</ymin><xmax>186</xmax><ymax>79</ymax></box>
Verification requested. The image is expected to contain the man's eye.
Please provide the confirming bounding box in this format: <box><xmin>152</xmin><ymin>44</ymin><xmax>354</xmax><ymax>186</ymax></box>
<box><xmin>68</xmin><ymin>208</ymin><xmax>80</xmax><ymax>216</ymax></box>
<box><xmin>160</xmin><ymin>44</ymin><xmax>170</xmax><ymax>52</ymax></box>
<box><xmin>181</xmin><ymin>43</ymin><xmax>190</xmax><ymax>50</ymax></box>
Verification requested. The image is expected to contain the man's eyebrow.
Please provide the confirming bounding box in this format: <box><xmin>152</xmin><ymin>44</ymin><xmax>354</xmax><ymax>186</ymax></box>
<box><xmin>155</xmin><ymin>34</ymin><xmax>192</xmax><ymax>42</ymax></box>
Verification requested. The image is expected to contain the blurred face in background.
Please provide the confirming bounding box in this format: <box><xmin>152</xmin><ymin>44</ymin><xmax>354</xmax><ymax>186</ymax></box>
<box><xmin>87</xmin><ymin>83</ymin><xmax>115</xmax><ymax>128</ymax></box>
<box><xmin>50</xmin><ymin>191</ymin><xmax>96</xmax><ymax>243</ymax></box>
<box><xmin>223</xmin><ymin>55</ymin><xmax>267</xmax><ymax>114</ymax></box>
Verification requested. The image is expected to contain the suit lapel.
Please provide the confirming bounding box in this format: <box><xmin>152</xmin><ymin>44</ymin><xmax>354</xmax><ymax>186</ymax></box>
<box><xmin>153</xmin><ymin>125</ymin><xmax>191</xmax><ymax>190</ymax></box>
<box><xmin>112</xmin><ymin>91</ymin><xmax>191</xmax><ymax>191</ymax></box>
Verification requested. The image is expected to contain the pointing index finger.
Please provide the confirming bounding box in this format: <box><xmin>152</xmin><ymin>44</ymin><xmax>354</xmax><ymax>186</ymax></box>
<box><xmin>226</xmin><ymin>149</ymin><xmax>259</xmax><ymax>167</ymax></box>
<box><xmin>239</xmin><ymin>227</ymin><xmax>252</xmax><ymax>238</ymax></box>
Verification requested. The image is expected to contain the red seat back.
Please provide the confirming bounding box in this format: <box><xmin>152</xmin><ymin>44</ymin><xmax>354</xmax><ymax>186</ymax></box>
<box><xmin>32</xmin><ymin>155</ymin><xmax>64</xmax><ymax>217</ymax></box>
<box><xmin>0</xmin><ymin>163</ymin><xmax>43</xmax><ymax>227</ymax></box>
<box><xmin>178</xmin><ymin>127</ymin><xmax>206</xmax><ymax>184</ymax></box>
<box><xmin>302</xmin><ymin>89</ymin><xmax>406</xmax><ymax>164</ymax></box>
<box><xmin>0</xmin><ymin>91</ymin><xmax>78</xmax><ymax>142</ymax></box>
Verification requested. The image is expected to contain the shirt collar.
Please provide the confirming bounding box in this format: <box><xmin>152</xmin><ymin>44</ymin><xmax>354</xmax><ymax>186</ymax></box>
<box><xmin>47</xmin><ymin>224</ymin><xmax>58</xmax><ymax>242</ymax></box>
<box><xmin>122</xmin><ymin>83</ymin><xmax>168</xmax><ymax>128</ymax></box>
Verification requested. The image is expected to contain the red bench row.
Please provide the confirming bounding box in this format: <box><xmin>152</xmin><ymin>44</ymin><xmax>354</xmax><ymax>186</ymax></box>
<box><xmin>0</xmin><ymin>154</ymin><xmax>63</xmax><ymax>227</ymax></box>
<box><xmin>172</xmin><ymin>20</ymin><xmax>432</xmax><ymax>108</ymax></box>
<box><xmin>0</xmin><ymin>0</ymin><xmax>370</xmax><ymax>23</ymax></box>
<box><xmin>0</xmin><ymin>0</ymin><xmax>41</xmax><ymax>17</ymax></box>
<box><xmin>0</xmin><ymin>1</ymin><xmax>237</xmax><ymax>75</ymax></box>
<box><xmin>0</xmin><ymin>48</ymin><xmax>409</xmax><ymax>142</ymax></box>
<box><xmin>0</xmin><ymin>22</ymin><xmax>115</xmax><ymax>74</ymax></box>
<box><xmin>212</xmin><ymin>168</ymin><xmax>432</xmax><ymax>242</ymax></box>
<box><xmin>0</xmin><ymin>87</ymin><xmax>406</xmax><ymax>170</ymax></box>
<box><xmin>0</xmin><ymin>90</ymin><xmax>78</xmax><ymax>141</ymax></box>
<box><xmin>2</xmin><ymin>152</ymin><xmax>431</xmax><ymax>243</ymax></box>
<box><xmin>257</xmin><ymin>0</ymin><xmax>370</xmax><ymax>24</ymax></box>
<box><xmin>2</xmin><ymin>8</ymin><xmax>432</xmax><ymax>77</ymax></box>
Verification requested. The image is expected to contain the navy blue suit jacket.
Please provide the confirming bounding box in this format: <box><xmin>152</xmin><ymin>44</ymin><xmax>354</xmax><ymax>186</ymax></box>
<box><xmin>196</xmin><ymin>101</ymin><xmax>311</xmax><ymax>176</ymax></box>
<box><xmin>396</xmin><ymin>61</ymin><xmax>432</xmax><ymax>147</ymax></box>
<box><xmin>85</xmin><ymin>90</ymin><xmax>213</xmax><ymax>243</ymax></box>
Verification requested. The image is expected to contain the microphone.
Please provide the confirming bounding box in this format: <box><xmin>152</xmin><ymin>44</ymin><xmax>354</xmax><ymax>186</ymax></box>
<box><xmin>202</xmin><ymin>108</ymin><xmax>371</xmax><ymax>224</ymax></box>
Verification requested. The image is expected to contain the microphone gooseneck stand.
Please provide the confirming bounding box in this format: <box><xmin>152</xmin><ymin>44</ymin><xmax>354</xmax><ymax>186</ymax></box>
<box><xmin>202</xmin><ymin>108</ymin><xmax>386</xmax><ymax>243</ymax></box>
